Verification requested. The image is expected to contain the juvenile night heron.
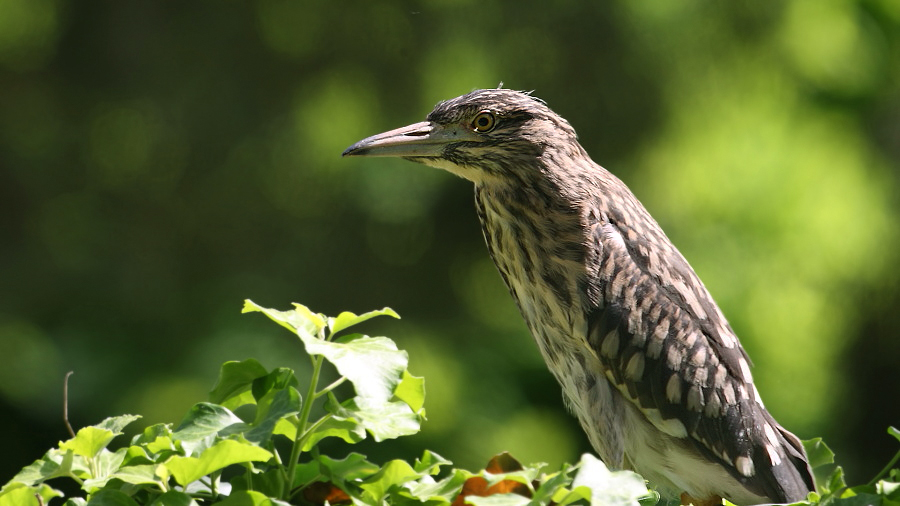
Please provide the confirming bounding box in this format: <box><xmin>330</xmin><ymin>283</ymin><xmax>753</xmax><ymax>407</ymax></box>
<box><xmin>342</xmin><ymin>89</ymin><xmax>814</xmax><ymax>505</ymax></box>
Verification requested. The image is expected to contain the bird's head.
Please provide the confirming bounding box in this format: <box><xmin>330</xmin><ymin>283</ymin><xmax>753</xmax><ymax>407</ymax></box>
<box><xmin>342</xmin><ymin>89</ymin><xmax>583</xmax><ymax>185</ymax></box>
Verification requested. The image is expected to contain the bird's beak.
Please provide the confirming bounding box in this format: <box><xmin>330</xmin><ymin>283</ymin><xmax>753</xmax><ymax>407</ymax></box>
<box><xmin>342</xmin><ymin>121</ymin><xmax>469</xmax><ymax>158</ymax></box>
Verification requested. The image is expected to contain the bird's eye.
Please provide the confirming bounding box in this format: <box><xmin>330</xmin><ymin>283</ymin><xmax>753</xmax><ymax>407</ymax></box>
<box><xmin>472</xmin><ymin>111</ymin><xmax>496</xmax><ymax>133</ymax></box>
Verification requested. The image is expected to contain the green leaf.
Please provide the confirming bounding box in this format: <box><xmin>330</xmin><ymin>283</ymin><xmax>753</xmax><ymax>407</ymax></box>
<box><xmin>413</xmin><ymin>450</ymin><xmax>451</xmax><ymax>475</ymax></box>
<box><xmin>131</xmin><ymin>424</ymin><xmax>174</xmax><ymax>450</ymax></box>
<box><xmin>394</xmin><ymin>370</ymin><xmax>425</xmax><ymax>414</ymax></box>
<box><xmin>165</xmin><ymin>438</ymin><xmax>273</xmax><ymax>486</ymax></box>
<box><xmin>84</xmin><ymin>488</ymin><xmax>139</xmax><ymax>506</ymax></box>
<box><xmin>0</xmin><ymin>483</ymin><xmax>62</xmax><ymax>506</ymax></box>
<box><xmin>95</xmin><ymin>415</ymin><xmax>142</xmax><ymax>435</ymax></box>
<box><xmin>300</xmin><ymin>415</ymin><xmax>365</xmax><ymax>451</ymax></box>
<box><xmin>108</xmin><ymin>464</ymin><xmax>165</xmax><ymax>488</ymax></box>
<box><xmin>251</xmin><ymin>367</ymin><xmax>299</xmax><ymax>402</ymax></box>
<box><xmin>172</xmin><ymin>403</ymin><xmax>243</xmax><ymax>454</ymax></box>
<box><xmin>208</xmin><ymin>359</ymin><xmax>269</xmax><ymax>407</ymax></box>
<box><xmin>146</xmin><ymin>490</ymin><xmax>199</xmax><ymax>506</ymax></box>
<box><xmin>60</xmin><ymin>415</ymin><xmax>139</xmax><ymax>460</ymax></box>
<box><xmin>301</xmin><ymin>332</ymin><xmax>408</xmax><ymax>402</ymax></box>
<box><xmin>332</xmin><ymin>396</ymin><xmax>421</xmax><ymax>441</ymax></box>
<box><xmin>225</xmin><ymin>386</ymin><xmax>301</xmax><ymax>445</ymax></box>
<box><xmin>328</xmin><ymin>308</ymin><xmax>400</xmax><ymax>336</ymax></box>
<box><xmin>242</xmin><ymin>300</ymin><xmax>324</xmax><ymax>336</ymax></box>
<box><xmin>82</xmin><ymin>448</ymin><xmax>128</xmax><ymax>491</ymax></box>
<box><xmin>359</xmin><ymin>459</ymin><xmax>421</xmax><ymax>503</ymax></box>
<box><xmin>401</xmin><ymin>468</ymin><xmax>470</xmax><ymax>504</ymax></box>
<box><xmin>230</xmin><ymin>468</ymin><xmax>285</xmax><ymax>498</ymax></box>
<box><xmin>570</xmin><ymin>454</ymin><xmax>650</xmax><ymax>506</ymax></box>
<box><xmin>9</xmin><ymin>448</ymin><xmax>82</xmax><ymax>486</ymax></box>
<box><xmin>465</xmin><ymin>494</ymin><xmax>531</xmax><ymax>506</ymax></box>
<box><xmin>214</xmin><ymin>490</ymin><xmax>291</xmax><ymax>506</ymax></box>
<box><xmin>316</xmin><ymin>453</ymin><xmax>381</xmax><ymax>484</ymax></box>
<box><xmin>532</xmin><ymin>466</ymin><xmax>575</xmax><ymax>506</ymax></box>
<box><xmin>804</xmin><ymin>438</ymin><xmax>836</xmax><ymax>469</ymax></box>
<box><xmin>888</xmin><ymin>427</ymin><xmax>900</xmax><ymax>444</ymax></box>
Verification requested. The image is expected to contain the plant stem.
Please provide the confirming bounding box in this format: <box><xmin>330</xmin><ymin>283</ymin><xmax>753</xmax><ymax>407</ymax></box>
<box><xmin>315</xmin><ymin>377</ymin><xmax>347</xmax><ymax>398</ymax></box>
<box><xmin>283</xmin><ymin>352</ymin><xmax>325</xmax><ymax>499</ymax></box>
<box><xmin>867</xmin><ymin>448</ymin><xmax>900</xmax><ymax>486</ymax></box>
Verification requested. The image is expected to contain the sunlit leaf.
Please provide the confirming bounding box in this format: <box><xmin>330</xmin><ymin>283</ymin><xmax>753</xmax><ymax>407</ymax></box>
<box><xmin>394</xmin><ymin>370</ymin><xmax>425</xmax><ymax>414</ymax></box>
<box><xmin>165</xmin><ymin>439</ymin><xmax>273</xmax><ymax>486</ymax></box>
<box><xmin>215</xmin><ymin>489</ymin><xmax>291</xmax><ymax>506</ymax></box>
<box><xmin>571</xmin><ymin>454</ymin><xmax>649</xmax><ymax>506</ymax></box>
<box><xmin>300</xmin><ymin>332</ymin><xmax>407</xmax><ymax>402</ymax></box>
<box><xmin>208</xmin><ymin>359</ymin><xmax>269</xmax><ymax>407</ymax></box>
<box><xmin>146</xmin><ymin>490</ymin><xmax>199</xmax><ymax>506</ymax></box>
<box><xmin>329</xmin><ymin>307</ymin><xmax>400</xmax><ymax>336</ymax></box>
<box><xmin>0</xmin><ymin>483</ymin><xmax>62</xmax><ymax>506</ymax></box>
<box><xmin>414</xmin><ymin>450</ymin><xmax>451</xmax><ymax>475</ymax></box>
<box><xmin>60</xmin><ymin>415</ymin><xmax>139</xmax><ymax>460</ymax></box>
<box><xmin>315</xmin><ymin>453</ymin><xmax>381</xmax><ymax>485</ymax></box>
<box><xmin>242</xmin><ymin>299</ymin><xmax>323</xmax><ymax>336</ymax></box>
<box><xmin>172</xmin><ymin>403</ymin><xmax>243</xmax><ymax>455</ymax></box>
<box><xmin>300</xmin><ymin>415</ymin><xmax>365</xmax><ymax>451</ymax></box>
<box><xmin>359</xmin><ymin>459</ymin><xmax>421</xmax><ymax>503</ymax></box>
<box><xmin>331</xmin><ymin>396</ymin><xmax>420</xmax><ymax>441</ymax></box>
<box><xmin>82</xmin><ymin>448</ymin><xmax>128</xmax><ymax>491</ymax></box>
<box><xmin>85</xmin><ymin>488</ymin><xmax>140</xmax><ymax>505</ymax></box>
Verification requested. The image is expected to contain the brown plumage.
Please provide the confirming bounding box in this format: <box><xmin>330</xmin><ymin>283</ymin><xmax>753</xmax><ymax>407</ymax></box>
<box><xmin>343</xmin><ymin>88</ymin><xmax>814</xmax><ymax>505</ymax></box>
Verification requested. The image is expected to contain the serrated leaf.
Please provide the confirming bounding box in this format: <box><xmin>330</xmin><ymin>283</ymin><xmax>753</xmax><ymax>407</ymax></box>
<box><xmin>464</xmin><ymin>494</ymin><xmax>531</xmax><ymax>506</ymax></box>
<box><xmin>9</xmin><ymin>448</ymin><xmax>77</xmax><ymax>485</ymax></box>
<box><xmin>131</xmin><ymin>424</ymin><xmax>173</xmax><ymax>448</ymax></box>
<box><xmin>85</xmin><ymin>488</ymin><xmax>140</xmax><ymax>505</ymax></box>
<box><xmin>0</xmin><ymin>483</ymin><xmax>62</xmax><ymax>506</ymax></box>
<box><xmin>95</xmin><ymin>415</ymin><xmax>142</xmax><ymax>434</ymax></box>
<box><xmin>82</xmin><ymin>448</ymin><xmax>128</xmax><ymax>491</ymax></box>
<box><xmin>301</xmin><ymin>333</ymin><xmax>407</xmax><ymax>403</ymax></box>
<box><xmin>209</xmin><ymin>359</ymin><xmax>269</xmax><ymax>407</ymax></box>
<box><xmin>61</xmin><ymin>415</ymin><xmax>139</xmax><ymax>460</ymax></box>
<box><xmin>220</xmin><ymin>386</ymin><xmax>301</xmax><ymax>445</ymax></box>
<box><xmin>242</xmin><ymin>299</ymin><xmax>324</xmax><ymax>336</ymax></box>
<box><xmin>108</xmin><ymin>464</ymin><xmax>166</xmax><ymax>488</ymax></box>
<box><xmin>329</xmin><ymin>308</ymin><xmax>400</xmax><ymax>336</ymax></box>
<box><xmin>571</xmin><ymin>454</ymin><xmax>649</xmax><ymax>506</ymax></box>
<box><xmin>300</xmin><ymin>415</ymin><xmax>365</xmax><ymax>451</ymax></box>
<box><xmin>146</xmin><ymin>490</ymin><xmax>199</xmax><ymax>506</ymax></box>
<box><xmin>804</xmin><ymin>438</ymin><xmax>836</xmax><ymax>469</ymax></box>
<box><xmin>359</xmin><ymin>459</ymin><xmax>421</xmax><ymax>503</ymax></box>
<box><xmin>532</xmin><ymin>466</ymin><xmax>575</xmax><ymax>506</ymax></box>
<box><xmin>317</xmin><ymin>453</ymin><xmax>381</xmax><ymax>484</ymax></box>
<box><xmin>334</xmin><ymin>397</ymin><xmax>421</xmax><ymax>441</ymax></box>
<box><xmin>394</xmin><ymin>370</ymin><xmax>425</xmax><ymax>414</ymax></box>
<box><xmin>403</xmin><ymin>469</ymin><xmax>470</xmax><ymax>504</ymax></box>
<box><xmin>165</xmin><ymin>439</ymin><xmax>273</xmax><ymax>486</ymax></box>
<box><xmin>414</xmin><ymin>450</ymin><xmax>451</xmax><ymax>475</ymax></box>
<box><xmin>251</xmin><ymin>367</ymin><xmax>299</xmax><ymax>402</ymax></box>
<box><xmin>172</xmin><ymin>403</ymin><xmax>243</xmax><ymax>455</ymax></box>
<box><xmin>214</xmin><ymin>489</ymin><xmax>291</xmax><ymax>506</ymax></box>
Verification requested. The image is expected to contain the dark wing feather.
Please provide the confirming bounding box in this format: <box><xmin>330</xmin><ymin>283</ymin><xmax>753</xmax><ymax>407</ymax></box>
<box><xmin>584</xmin><ymin>188</ymin><xmax>814</xmax><ymax>502</ymax></box>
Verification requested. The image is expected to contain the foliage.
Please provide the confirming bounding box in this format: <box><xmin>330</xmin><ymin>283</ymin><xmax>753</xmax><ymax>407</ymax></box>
<box><xmin>2</xmin><ymin>302</ymin><xmax>897</xmax><ymax>506</ymax></box>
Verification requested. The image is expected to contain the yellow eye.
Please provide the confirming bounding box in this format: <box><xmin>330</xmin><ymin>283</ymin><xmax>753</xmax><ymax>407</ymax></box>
<box><xmin>472</xmin><ymin>111</ymin><xmax>496</xmax><ymax>132</ymax></box>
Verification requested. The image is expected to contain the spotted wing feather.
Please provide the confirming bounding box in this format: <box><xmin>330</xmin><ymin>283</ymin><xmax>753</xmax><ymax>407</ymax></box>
<box><xmin>584</xmin><ymin>188</ymin><xmax>814</xmax><ymax>502</ymax></box>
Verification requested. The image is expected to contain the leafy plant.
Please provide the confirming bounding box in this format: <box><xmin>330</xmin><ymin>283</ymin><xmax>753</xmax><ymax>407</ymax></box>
<box><xmin>1</xmin><ymin>301</ymin><xmax>897</xmax><ymax>506</ymax></box>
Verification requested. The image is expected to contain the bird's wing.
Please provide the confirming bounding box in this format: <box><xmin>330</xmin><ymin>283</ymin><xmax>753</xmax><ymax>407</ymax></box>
<box><xmin>583</xmin><ymin>194</ymin><xmax>813</xmax><ymax>500</ymax></box>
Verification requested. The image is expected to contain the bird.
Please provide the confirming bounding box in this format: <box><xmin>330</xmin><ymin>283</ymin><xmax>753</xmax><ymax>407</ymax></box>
<box><xmin>342</xmin><ymin>88</ymin><xmax>815</xmax><ymax>506</ymax></box>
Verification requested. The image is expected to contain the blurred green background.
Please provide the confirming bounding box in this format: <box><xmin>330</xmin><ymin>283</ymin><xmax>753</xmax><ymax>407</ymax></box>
<box><xmin>2</xmin><ymin>0</ymin><xmax>899</xmax><ymax>486</ymax></box>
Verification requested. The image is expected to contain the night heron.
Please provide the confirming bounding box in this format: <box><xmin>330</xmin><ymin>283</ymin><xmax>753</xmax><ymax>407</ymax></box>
<box><xmin>342</xmin><ymin>88</ymin><xmax>814</xmax><ymax>505</ymax></box>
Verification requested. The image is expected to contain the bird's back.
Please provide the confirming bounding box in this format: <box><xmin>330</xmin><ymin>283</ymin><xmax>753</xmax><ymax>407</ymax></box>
<box><xmin>474</xmin><ymin>153</ymin><xmax>814</xmax><ymax>505</ymax></box>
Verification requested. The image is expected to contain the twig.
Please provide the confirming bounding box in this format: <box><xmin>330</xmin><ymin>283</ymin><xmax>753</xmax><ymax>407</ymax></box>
<box><xmin>64</xmin><ymin>371</ymin><xmax>75</xmax><ymax>438</ymax></box>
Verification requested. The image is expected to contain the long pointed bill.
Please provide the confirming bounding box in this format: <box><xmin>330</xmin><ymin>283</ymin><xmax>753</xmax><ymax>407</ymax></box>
<box><xmin>342</xmin><ymin>121</ymin><xmax>467</xmax><ymax>158</ymax></box>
